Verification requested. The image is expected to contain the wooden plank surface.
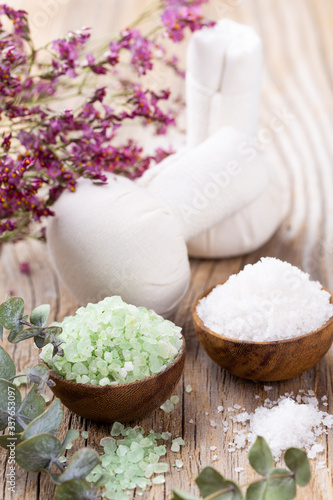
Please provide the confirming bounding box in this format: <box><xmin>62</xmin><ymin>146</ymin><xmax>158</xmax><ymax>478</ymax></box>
<box><xmin>1</xmin><ymin>0</ymin><xmax>333</xmax><ymax>498</ymax></box>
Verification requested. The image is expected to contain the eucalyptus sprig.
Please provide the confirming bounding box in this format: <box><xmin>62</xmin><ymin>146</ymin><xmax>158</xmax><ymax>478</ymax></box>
<box><xmin>172</xmin><ymin>436</ymin><xmax>311</xmax><ymax>500</ymax></box>
<box><xmin>0</xmin><ymin>295</ymin><xmax>101</xmax><ymax>499</ymax></box>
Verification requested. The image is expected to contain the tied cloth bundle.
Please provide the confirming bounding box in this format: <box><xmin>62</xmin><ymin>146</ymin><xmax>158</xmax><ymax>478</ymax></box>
<box><xmin>47</xmin><ymin>20</ymin><xmax>288</xmax><ymax>316</ymax></box>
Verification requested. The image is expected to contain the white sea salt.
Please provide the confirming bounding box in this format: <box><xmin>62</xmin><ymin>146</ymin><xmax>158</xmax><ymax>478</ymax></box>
<box><xmin>217</xmin><ymin>405</ymin><xmax>224</xmax><ymax>413</ymax></box>
<box><xmin>229</xmin><ymin>394</ymin><xmax>333</xmax><ymax>461</ymax></box>
<box><xmin>197</xmin><ymin>258</ymin><xmax>333</xmax><ymax>341</ymax></box>
<box><xmin>210</xmin><ymin>446</ymin><xmax>217</xmax><ymax>451</ymax></box>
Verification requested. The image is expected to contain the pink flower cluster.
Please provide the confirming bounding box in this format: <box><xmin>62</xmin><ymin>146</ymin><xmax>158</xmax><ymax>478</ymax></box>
<box><xmin>0</xmin><ymin>1</ymin><xmax>213</xmax><ymax>241</ymax></box>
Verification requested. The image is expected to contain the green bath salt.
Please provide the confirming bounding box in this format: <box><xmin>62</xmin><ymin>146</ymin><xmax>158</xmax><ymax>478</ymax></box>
<box><xmin>40</xmin><ymin>296</ymin><xmax>183</xmax><ymax>386</ymax></box>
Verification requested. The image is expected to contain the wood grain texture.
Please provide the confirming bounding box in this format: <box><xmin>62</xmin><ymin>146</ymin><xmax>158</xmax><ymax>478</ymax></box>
<box><xmin>1</xmin><ymin>0</ymin><xmax>333</xmax><ymax>499</ymax></box>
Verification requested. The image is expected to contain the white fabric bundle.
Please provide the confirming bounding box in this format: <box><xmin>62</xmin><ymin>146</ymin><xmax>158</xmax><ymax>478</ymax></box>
<box><xmin>186</xmin><ymin>19</ymin><xmax>263</xmax><ymax>147</ymax></box>
<box><xmin>186</xmin><ymin>19</ymin><xmax>287</xmax><ymax>258</ymax></box>
<box><xmin>47</xmin><ymin>127</ymin><xmax>268</xmax><ymax>316</ymax></box>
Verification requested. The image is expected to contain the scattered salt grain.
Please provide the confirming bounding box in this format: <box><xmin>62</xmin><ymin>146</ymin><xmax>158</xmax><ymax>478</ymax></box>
<box><xmin>81</xmin><ymin>431</ymin><xmax>88</xmax><ymax>439</ymax></box>
<box><xmin>197</xmin><ymin>258</ymin><xmax>333</xmax><ymax>341</ymax></box>
<box><xmin>87</xmin><ymin>424</ymin><xmax>171</xmax><ymax>498</ymax></box>
<box><xmin>254</xmin><ymin>395</ymin><xmax>260</xmax><ymax>399</ymax></box>
<box><xmin>189</xmin><ymin>419</ymin><xmax>194</xmax><ymax>424</ymax></box>
<box><xmin>175</xmin><ymin>459</ymin><xmax>183</xmax><ymax>468</ymax></box>
<box><xmin>235</xmin><ymin>467</ymin><xmax>244</xmax><ymax>473</ymax></box>
<box><xmin>58</xmin><ymin>456</ymin><xmax>67</xmax><ymax>463</ymax></box>
<box><xmin>186</xmin><ymin>385</ymin><xmax>192</xmax><ymax>393</ymax></box>
<box><xmin>322</xmin><ymin>396</ymin><xmax>328</xmax><ymax>401</ymax></box>
<box><xmin>210</xmin><ymin>446</ymin><xmax>217</xmax><ymax>451</ymax></box>
<box><xmin>264</xmin><ymin>386</ymin><xmax>272</xmax><ymax>391</ymax></box>
<box><xmin>160</xmin><ymin>399</ymin><xmax>175</xmax><ymax>414</ymax></box>
<box><xmin>41</xmin><ymin>394</ymin><xmax>50</xmax><ymax>403</ymax></box>
<box><xmin>170</xmin><ymin>395</ymin><xmax>179</xmax><ymax>405</ymax></box>
<box><xmin>212</xmin><ymin>455</ymin><xmax>218</xmax><ymax>461</ymax></box>
<box><xmin>233</xmin><ymin>404</ymin><xmax>242</xmax><ymax>409</ymax></box>
<box><xmin>210</xmin><ymin>420</ymin><xmax>217</xmax><ymax>428</ymax></box>
<box><xmin>228</xmin><ymin>394</ymin><xmax>333</xmax><ymax>461</ymax></box>
<box><xmin>217</xmin><ymin>405</ymin><xmax>224</xmax><ymax>413</ymax></box>
<box><xmin>171</xmin><ymin>437</ymin><xmax>185</xmax><ymax>453</ymax></box>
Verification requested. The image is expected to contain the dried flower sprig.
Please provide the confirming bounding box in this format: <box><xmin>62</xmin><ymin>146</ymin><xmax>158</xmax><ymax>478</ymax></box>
<box><xmin>0</xmin><ymin>1</ymin><xmax>213</xmax><ymax>242</ymax></box>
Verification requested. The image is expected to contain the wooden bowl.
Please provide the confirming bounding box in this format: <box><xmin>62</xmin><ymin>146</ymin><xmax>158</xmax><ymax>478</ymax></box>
<box><xmin>193</xmin><ymin>283</ymin><xmax>333</xmax><ymax>382</ymax></box>
<box><xmin>48</xmin><ymin>337</ymin><xmax>185</xmax><ymax>423</ymax></box>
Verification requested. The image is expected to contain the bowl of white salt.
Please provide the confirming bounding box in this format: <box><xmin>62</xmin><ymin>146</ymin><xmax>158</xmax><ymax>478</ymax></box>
<box><xmin>192</xmin><ymin>257</ymin><xmax>333</xmax><ymax>381</ymax></box>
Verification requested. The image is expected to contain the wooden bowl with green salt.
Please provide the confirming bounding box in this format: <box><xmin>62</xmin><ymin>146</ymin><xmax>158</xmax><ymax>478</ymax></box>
<box><xmin>192</xmin><ymin>283</ymin><xmax>333</xmax><ymax>382</ymax></box>
<box><xmin>49</xmin><ymin>339</ymin><xmax>185</xmax><ymax>423</ymax></box>
<box><xmin>40</xmin><ymin>296</ymin><xmax>186</xmax><ymax>423</ymax></box>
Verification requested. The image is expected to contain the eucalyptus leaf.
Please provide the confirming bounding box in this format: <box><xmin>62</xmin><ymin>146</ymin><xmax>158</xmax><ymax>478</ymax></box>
<box><xmin>0</xmin><ymin>379</ymin><xmax>22</xmax><ymax>431</ymax></box>
<box><xmin>246</xmin><ymin>480</ymin><xmax>267</xmax><ymax>500</ymax></box>
<box><xmin>196</xmin><ymin>467</ymin><xmax>244</xmax><ymax>499</ymax></box>
<box><xmin>265</xmin><ymin>468</ymin><xmax>296</xmax><ymax>500</ymax></box>
<box><xmin>27</xmin><ymin>363</ymin><xmax>49</xmax><ymax>384</ymax></box>
<box><xmin>16</xmin><ymin>385</ymin><xmax>46</xmax><ymax>432</ymax></box>
<box><xmin>30</xmin><ymin>304</ymin><xmax>50</xmax><ymax>327</ymax></box>
<box><xmin>55</xmin><ymin>478</ymin><xmax>98</xmax><ymax>500</ymax></box>
<box><xmin>0</xmin><ymin>433</ymin><xmax>23</xmax><ymax>449</ymax></box>
<box><xmin>8</xmin><ymin>319</ymin><xmax>25</xmax><ymax>342</ymax></box>
<box><xmin>15</xmin><ymin>433</ymin><xmax>62</xmax><ymax>472</ymax></box>
<box><xmin>172</xmin><ymin>489</ymin><xmax>201</xmax><ymax>500</ymax></box>
<box><xmin>60</xmin><ymin>429</ymin><xmax>79</xmax><ymax>455</ymax></box>
<box><xmin>0</xmin><ymin>297</ymin><xmax>24</xmax><ymax>330</ymax></box>
<box><xmin>248</xmin><ymin>436</ymin><xmax>274</xmax><ymax>476</ymax></box>
<box><xmin>284</xmin><ymin>448</ymin><xmax>311</xmax><ymax>486</ymax></box>
<box><xmin>44</xmin><ymin>326</ymin><xmax>63</xmax><ymax>343</ymax></box>
<box><xmin>58</xmin><ymin>448</ymin><xmax>100</xmax><ymax>483</ymax></box>
<box><xmin>0</xmin><ymin>345</ymin><xmax>15</xmax><ymax>380</ymax></box>
<box><xmin>22</xmin><ymin>399</ymin><xmax>62</xmax><ymax>440</ymax></box>
<box><xmin>12</xmin><ymin>327</ymin><xmax>45</xmax><ymax>344</ymax></box>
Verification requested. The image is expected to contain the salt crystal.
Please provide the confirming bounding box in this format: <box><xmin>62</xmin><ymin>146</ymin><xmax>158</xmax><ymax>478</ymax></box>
<box><xmin>254</xmin><ymin>395</ymin><xmax>260</xmax><ymax>399</ymax></box>
<box><xmin>175</xmin><ymin>459</ymin><xmax>183</xmax><ymax>468</ymax></box>
<box><xmin>217</xmin><ymin>405</ymin><xmax>224</xmax><ymax>413</ymax></box>
<box><xmin>160</xmin><ymin>399</ymin><xmax>174</xmax><ymax>414</ymax></box>
<box><xmin>235</xmin><ymin>466</ymin><xmax>244</xmax><ymax>473</ymax></box>
<box><xmin>210</xmin><ymin>446</ymin><xmax>217</xmax><ymax>451</ymax></box>
<box><xmin>322</xmin><ymin>396</ymin><xmax>328</xmax><ymax>401</ymax></box>
<box><xmin>323</xmin><ymin>402</ymin><xmax>328</xmax><ymax>407</ymax></box>
<box><xmin>228</xmin><ymin>407</ymin><xmax>235</xmax><ymax>412</ymax></box>
<box><xmin>234</xmin><ymin>404</ymin><xmax>241</xmax><ymax>409</ymax></box>
<box><xmin>81</xmin><ymin>431</ymin><xmax>88</xmax><ymax>439</ymax></box>
<box><xmin>196</xmin><ymin>258</ymin><xmax>333</xmax><ymax>341</ymax></box>
<box><xmin>308</xmin><ymin>390</ymin><xmax>315</xmax><ymax>396</ymax></box>
<box><xmin>228</xmin><ymin>395</ymin><xmax>332</xmax><ymax>461</ymax></box>
<box><xmin>152</xmin><ymin>475</ymin><xmax>165</xmax><ymax>485</ymax></box>
<box><xmin>170</xmin><ymin>395</ymin><xmax>179</xmax><ymax>405</ymax></box>
<box><xmin>186</xmin><ymin>385</ymin><xmax>192</xmax><ymax>393</ymax></box>
<box><xmin>264</xmin><ymin>386</ymin><xmax>272</xmax><ymax>391</ymax></box>
<box><xmin>210</xmin><ymin>420</ymin><xmax>217</xmax><ymax>428</ymax></box>
<box><xmin>189</xmin><ymin>419</ymin><xmax>194</xmax><ymax>424</ymax></box>
<box><xmin>205</xmin><ymin>412</ymin><xmax>209</xmax><ymax>415</ymax></box>
<box><xmin>212</xmin><ymin>455</ymin><xmax>218</xmax><ymax>461</ymax></box>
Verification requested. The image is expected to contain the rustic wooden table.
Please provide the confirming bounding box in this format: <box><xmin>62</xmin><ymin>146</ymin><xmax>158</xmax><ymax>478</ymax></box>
<box><xmin>1</xmin><ymin>0</ymin><xmax>333</xmax><ymax>499</ymax></box>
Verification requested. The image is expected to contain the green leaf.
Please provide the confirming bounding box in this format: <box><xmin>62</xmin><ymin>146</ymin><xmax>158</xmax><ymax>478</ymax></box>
<box><xmin>16</xmin><ymin>385</ymin><xmax>46</xmax><ymax>431</ymax></box>
<box><xmin>43</xmin><ymin>326</ymin><xmax>62</xmax><ymax>344</ymax></box>
<box><xmin>56</xmin><ymin>479</ymin><xmax>97</xmax><ymax>500</ymax></box>
<box><xmin>0</xmin><ymin>323</ymin><xmax>3</xmax><ymax>341</ymax></box>
<box><xmin>27</xmin><ymin>363</ymin><xmax>51</xmax><ymax>392</ymax></box>
<box><xmin>0</xmin><ymin>379</ymin><xmax>22</xmax><ymax>431</ymax></box>
<box><xmin>60</xmin><ymin>429</ymin><xmax>79</xmax><ymax>455</ymax></box>
<box><xmin>0</xmin><ymin>297</ymin><xmax>24</xmax><ymax>330</ymax></box>
<box><xmin>172</xmin><ymin>490</ymin><xmax>201</xmax><ymax>500</ymax></box>
<box><xmin>30</xmin><ymin>304</ymin><xmax>50</xmax><ymax>327</ymax></box>
<box><xmin>284</xmin><ymin>448</ymin><xmax>311</xmax><ymax>486</ymax></box>
<box><xmin>12</xmin><ymin>327</ymin><xmax>45</xmax><ymax>344</ymax></box>
<box><xmin>248</xmin><ymin>436</ymin><xmax>274</xmax><ymax>476</ymax></box>
<box><xmin>246</xmin><ymin>480</ymin><xmax>267</xmax><ymax>500</ymax></box>
<box><xmin>265</xmin><ymin>469</ymin><xmax>296</xmax><ymax>500</ymax></box>
<box><xmin>0</xmin><ymin>433</ymin><xmax>23</xmax><ymax>449</ymax></box>
<box><xmin>58</xmin><ymin>448</ymin><xmax>100</xmax><ymax>483</ymax></box>
<box><xmin>7</xmin><ymin>318</ymin><xmax>25</xmax><ymax>342</ymax></box>
<box><xmin>196</xmin><ymin>467</ymin><xmax>244</xmax><ymax>500</ymax></box>
<box><xmin>22</xmin><ymin>399</ymin><xmax>62</xmax><ymax>440</ymax></box>
<box><xmin>0</xmin><ymin>345</ymin><xmax>15</xmax><ymax>380</ymax></box>
<box><xmin>15</xmin><ymin>433</ymin><xmax>62</xmax><ymax>472</ymax></box>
